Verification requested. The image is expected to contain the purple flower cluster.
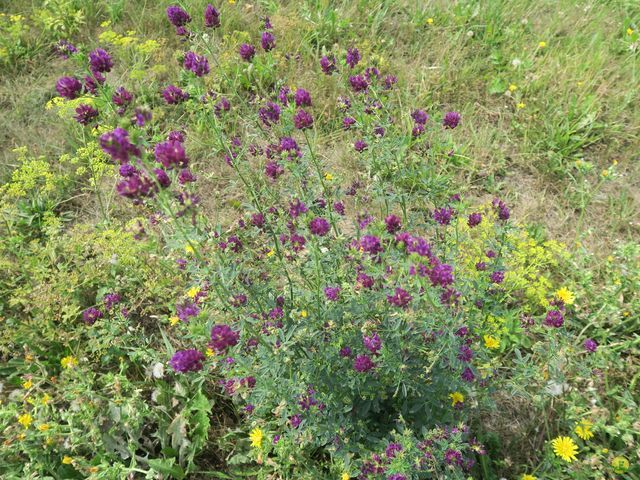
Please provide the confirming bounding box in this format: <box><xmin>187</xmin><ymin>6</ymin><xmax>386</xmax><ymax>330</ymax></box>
<box><xmin>170</xmin><ymin>349</ymin><xmax>205</xmax><ymax>373</ymax></box>
<box><xmin>162</xmin><ymin>85</ymin><xmax>189</xmax><ymax>104</ymax></box>
<box><xmin>443</xmin><ymin>111</ymin><xmax>461</xmax><ymax>129</ymax></box>
<box><xmin>239</xmin><ymin>43</ymin><xmax>256</xmax><ymax>61</ymax></box>
<box><xmin>184</xmin><ymin>51</ymin><xmax>210</xmax><ymax>76</ymax></box>
<box><xmin>204</xmin><ymin>4</ymin><xmax>220</xmax><ymax>28</ymax></box>
<box><xmin>309</xmin><ymin>217</ymin><xmax>330</xmax><ymax>236</ymax></box>
<box><xmin>82</xmin><ymin>307</ymin><xmax>103</xmax><ymax>325</ymax></box>
<box><xmin>99</xmin><ymin>127</ymin><xmax>139</xmax><ymax>164</ymax></box>
<box><xmin>210</xmin><ymin>324</ymin><xmax>240</xmax><ymax>353</ymax></box>
<box><xmin>353</xmin><ymin>354</ymin><xmax>375</xmax><ymax>372</ymax></box>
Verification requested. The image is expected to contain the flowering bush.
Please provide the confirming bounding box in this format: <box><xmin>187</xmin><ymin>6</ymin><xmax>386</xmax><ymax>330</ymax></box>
<box><xmin>1</xmin><ymin>2</ymin><xmax>638</xmax><ymax>480</ymax></box>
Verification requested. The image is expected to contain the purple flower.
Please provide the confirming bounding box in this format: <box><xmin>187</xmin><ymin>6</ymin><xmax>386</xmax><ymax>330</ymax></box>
<box><xmin>155</xmin><ymin>140</ymin><xmax>189</xmax><ymax>169</ymax></box>
<box><xmin>309</xmin><ymin>217</ymin><xmax>330</xmax><ymax>236</ymax></box>
<box><xmin>288</xmin><ymin>198</ymin><xmax>308</xmax><ymax>218</ymax></box>
<box><xmin>385</xmin><ymin>443</ymin><xmax>402</xmax><ymax>459</ymax></box>
<box><xmin>354</xmin><ymin>139</ymin><xmax>368</xmax><ymax>152</ymax></box>
<box><xmin>468</xmin><ymin>212</ymin><xmax>482</xmax><ymax>227</ymax></box>
<box><xmin>443</xmin><ymin>111</ymin><xmax>461</xmax><ymax>129</ymax></box>
<box><xmin>177</xmin><ymin>300</ymin><xmax>200</xmax><ymax>321</ymax></box>
<box><xmin>170</xmin><ymin>349</ymin><xmax>204</xmax><ymax>373</ymax></box>
<box><xmin>116</xmin><ymin>174</ymin><xmax>155</xmax><ymax>200</ymax></box>
<box><xmin>82</xmin><ymin>307</ymin><xmax>103</xmax><ymax>325</ymax></box>
<box><xmin>74</xmin><ymin>104</ymin><xmax>99</xmax><ymax>125</ymax></box>
<box><xmin>412</xmin><ymin>124</ymin><xmax>425</xmax><ymax>138</ymax></box>
<box><xmin>346</xmin><ymin>47</ymin><xmax>361</xmax><ymax>68</ymax></box>
<box><xmin>259</xmin><ymin>101</ymin><xmax>281</xmax><ymax>126</ymax></box>
<box><xmin>103</xmin><ymin>293</ymin><xmax>122</xmax><ymax>310</ymax></box>
<box><xmin>583</xmin><ymin>338</ymin><xmax>598</xmax><ymax>353</ymax></box>
<box><xmin>385</xmin><ymin>214</ymin><xmax>402</xmax><ymax>233</ymax></box>
<box><xmin>411</xmin><ymin>109</ymin><xmax>429</xmax><ymax>125</ymax></box>
<box><xmin>324</xmin><ymin>286</ymin><xmax>341</xmax><ymax>301</ymax></box>
<box><xmin>384</xmin><ymin>74</ymin><xmax>398</xmax><ymax>89</ymax></box>
<box><xmin>153</xmin><ymin>168</ymin><xmax>171</xmax><ymax>188</ymax></box>
<box><xmin>363</xmin><ymin>333</ymin><xmax>382</xmax><ymax>355</ymax></box>
<box><xmin>214</xmin><ymin>97</ymin><xmax>231</xmax><ymax>116</ymax></box>
<box><xmin>204</xmin><ymin>4</ymin><xmax>220</xmax><ymax>28</ymax></box>
<box><xmin>261</xmin><ymin>31</ymin><xmax>276</xmax><ymax>51</ymax></box>
<box><xmin>373</xmin><ymin>126</ymin><xmax>385</xmax><ymax>137</ymax></box>
<box><xmin>320</xmin><ymin>55</ymin><xmax>337</xmax><ymax>74</ymax></box>
<box><xmin>360</xmin><ymin>235</ymin><xmax>383</xmax><ymax>255</ymax></box>
<box><xmin>444</xmin><ymin>449</ymin><xmax>463</xmax><ymax>466</ymax></box>
<box><xmin>294</xmin><ymin>88</ymin><xmax>312</xmax><ymax>107</ymax></box>
<box><xmin>178</xmin><ymin>168</ymin><xmax>196</xmax><ymax>184</ymax></box>
<box><xmin>476</xmin><ymin>261</ymin><xmax>486</xmax><ymax>271</ymax></box>
<box><xmin>353</xmin><ymin>354</ymin><xmax>375</xmax><ymax>372</ymax></box>
<box><xmin>458</xmin><ymin>345</ymin><xmax>473</xmax><ymax>363</ymax></box>
<box><xmin>339</xmin><ymin>346</ymin><xmax>352</xmax><ymax>357</ymax></box>
<box><xmin>289</xmin><ymin>414</ymin><xmax>302</xmax><ymax>429</ymax></box>
<box><xmin>99</xmin><ymin>127</ymin><xmax>138</xmax><ymax>163</ymax></box>
<box><xmin>83</xmin><ymin>72</ymin><xmax>104</xmax><ymax>94</ymax></box>
<box><xmin>89</xmin><ymin>48</ymin><xmax>113</xmax><ymax>74</ymax></box>
<box><xmin>168</xmin><ymin>130</ymin><xmax>186</xmax><ymax>142</ymax></box>
<box><xmin>349</xmin><ymin>74</ymin><xmax>369</xmax><ymax>93</ymax></box>
<box><xmin>210</xmin><ymin>324</ymin><xmax>240</xmax><ymax>353</ymax></box>
<box><xmin>433</xmin><ymin>206</ymin><xmax>454</xmax><ymax>225</ymax></box>
<box><xmin>55</xmin><ymin>40</ymin><xmax>77</xmax><ymax>58</ymax></box>
<box><xmin>56</xmin><ymin>76</ymin><xmax>82</xmax><ymax>99</ymax></box>
<box><xmin>490</xmin><ymin>270</ymin><xmax>505</xmax><ymax>284</ymax></box>
<box><xmin>343</xmin><ymin>116</ymin><xmax>356</xmax><ymax>129</ymax></box>
<box><xmin>356</xmin><ymin>272</ymin><xmax>375</xmax><ymax>289</ymax></box>
<box><xmin>294</xmin><ymin>109</ymin><xmax>314</xmax><ymax>129</ymax></box>
<box><xmin>461</xmin><ymin>367</ymin><xmax>475</xmax><ymax>382</ymax></box>
<box><xmin>112</xmin><ymin>86</ymin><xmax>133</xmax><ymax>109</ymax></box>
<box><xmin>333</xmin><ymin>201</ymin><xmax>345</xmax><ymax>215</ymax></box>
<box><xmin>162</xmin><ymin>85</ymin><xmax>189</xmax><ymax>104</ymax></box>
<box><xmin>183</xmin><ymin>51</ymin><xmax>210</xmax><ymax>76</ymax></box>
<box><xmin>387</xmin><ymin>287</ymin><xmax>412</xmax><ymax>308</ymax></box>
<box><xmin>278</xmin><ymin>86</ymin><xmax>291</xmax><ymax>105</ymax></box>
<box><xmin>492</xmin><ymin>198</ymin><xmax>510</xmax><ymax>221</ymax></box>
<box><xmin>428</xmin><ymin>263</ymin><xmax>454</xmax><ymax>287</ymax></box>
<box><xmin>265</xmin><ymin>160</ymin><xmax>284</xmax><ymax>180</ymax></box>
<box><xmin>239</xmin><ymin>43</ymin><xmax>256</xmax><ymax>61</ymax></box>
<box><xmin>167</xmin><ymin>5</ymin><xmax>191</xmax><ymax>27</ymax></box>
<box><xmin>544</xmin><ymin>310</ymin><xmax>564</xmax><ymax>328</ymax></box>
<box><xmin>134</xmin><ymin>107</ymin><xmax>152</xmax><ymax>126</ymax></box>
<box><xmin>387</xmin><ymin>475</ymin><xmax>407</xmax><ymax>480</ymax></box>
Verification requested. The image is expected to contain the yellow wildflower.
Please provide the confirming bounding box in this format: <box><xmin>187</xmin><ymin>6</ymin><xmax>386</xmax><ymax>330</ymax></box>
<box><xmin>449</xmin><ymin>391</ymin><xmax>464</xmax><ymax>407</ymax></box>
<box><xmin>521</xmin><ymin>475</ymin><xmax>536</xmax><ymax>480</ymax></box>
<box><xmin>627</xmin><ymin>28</ymin><xmax>634</xmax><ymax>36</ymax></box>
<box><xmin>342</xmin><ymin>473</ymin><xmax>350</xmax><ymax>480</ymax></box>
<box><xmin>555</xmin><ymin>287</ymin><xmax>575</xmax><ymax>305</ymax></box>
<box><xmin>538</xmin><ymin>41</ymin><xmax>546</xmax><ymax>48</ymax></box>
<box><xmin>38</xmin><ymin>424</ymin><xmax>50</xmax><ymax>432</ymax></box>
<box><xmin>551</xmin><ymin>436</ymin><xmax>578</xmax><ymax>462</ymax></box>
<box><xmin>266</xmin><ymin>249</ymin><xmax>275</xmax><ymax>257</ymax></box>
<box><xmin>169</xmin><ymin>316</ymin><xmax>180</xmax><ymax>326</ymax></box>
<box><xmin>41</xmin><ymin>393</ymin><xmax>51</xmax><ymax>405</ymax></box>
<box><xmin>62</xmin><ymin>456</ymin><xmax>73</xmax><ymax>465</ymax></box>
<box><xmin>249</xmin><ymin>427</ymin><xmax>264</xmax><ymax>448</ymax></box>
<box><xmin>301</xmin><ymin>310</ymin><xmax>308</xmax><ymax>318</ymax></box>
<box><xmin>575</xmin><ymin>419</ymin><xmax>594</xmax><ymax>440</ymax></box>
<box><xmin>483</xmin><ymin>335</ymin><xmax>500</xmax><ymax>350</ymax></box>
<box><xmin>206</xmin><ymin>348</ymin><xmax>215</xmax><ymax>357</ymax></box>
<box><xmin>187</xmin><ymin>286</ymin><xmax>200</xmax><ymax>299</ymax></box>
<box><xmin>516</xmin><ymin>102</ymin><xmax>526</xmax><ymax>109</ymax></box>
<box><xmin>185</xmin><ymin>244</ymin><xmax>195</xmax><ymax>255</ymax></box>
<box><xmin>61</xmin><ymin>356</ymin><xmax>78</xmax><ymax>369</ymax></box>
<box><xmin>324</xmin><ymin>172</ymin><xmax>334</xmax><ymax>181</ymax></box>
<box><xmin>18</xmin><ymin>413</ymin><xmax>32</xmax><ymax>429</ymax></box>
<box><xmin>509</xmin><ymin>84</ymin><xmax>518</xmax><ymax>92</ymax></box>
<box><xmin>426</xmin><ymin>18</ymin><xmax>434</xmax><ymax>25</ymax></box>
<box><xmin>22</xmin><ymin>379</ymin><xmax>33</xmax><ymax>389</ymax></box>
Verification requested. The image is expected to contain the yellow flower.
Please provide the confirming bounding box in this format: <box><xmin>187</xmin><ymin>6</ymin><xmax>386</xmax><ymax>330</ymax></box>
<box><xmin>60</xmin><ymin>356</ymin><xmax>78</xmax><ymax>369</ymax></box>
<box><xmin>555</xmin><ymin>287</ymin><xmax>575</xmax><ymax>305</ymax></box>
<box><xmin>627</xmin><ymin>28</ymin><xmax>634</xmax><ymax>36</ymax></box>
<box><xmin>62</xmin><ymin>456</ymin><xmax>74</xmax><ymax>465</ymax></box>
<box><xmin>516</xmin><ymin>102</ymin><xmax>526</xmax><ymax>109</ymax></box>
<box><xmin>41</xmin><ymin>393</ymin><xmax>51</xmax><ymax>405</ymax></box>
<box><xmin>509</xmin><ymin>84</ymin><xmax>518</xmax><ymax>92</ymax></box>
<box><xmin>18</xmin><ymin>413</ymin><xmax>32</xmax><ymax>429</ymax></box>
<box><xmin>522</xmin><ymin>475</ymin><xmax>536</xmax><ymax>480</ymax></box>
<box><xmin>266</xmin><ymin>249</ymin><xmax>275</xmax><ymax>257</ymax></box>
<box><xmin>185</xmin><ymin>244</ymin><xmax>195</xmax><ymax>255</ymax></box>
<box><xmin>301</xmin><ymin>310</ymin><xmax>308</xmax><ymax>318</ymax></box>
<box><xmin>249</xmin><ymin>427</ymin><xmax>264</xmax><ymax>448</ymax></box>
<box><xmin>538</xmin><ymin>41</ymin><xmax>546</xmax><ymax>48</ymax></box>
<box><xmin>22</xmin><ymin>379</ymin><xmax>33</xmax><ymax>389</ymax></box>
<box><xmin>601</xmin><ymin>169</ymin><xmax>609</xmax><ymax>177</ymax></box>
<box><xmin>426</xmin><ymin>18</ymin><xmax>434</xmax><ymax>25</ymax></box>
<box><xmin>449</xmin><ymin>391</ymin><xmax>464</xmax><ymax>407</ymax></box>
<box><xmin>551</xmin><ymin>436</ymin><xmax>578</xmax><ymax>462</ymax></box>
<box><xmin>483</xmin><ymin>335</ymin><xmax>500</xmax><ymax>350</ymax></box>
<box><xmin>38</xmin><ymin>424</ymin><xmax>50</xmax><ymax>432</ymax></box>
<box><xmin>611</xmin><ymin>456</ymin><xmax>629</xmax><ymax>474</ymax></box>
<box><xmin>100</xmin><ymin>20</ymin><xmax>111</xmax><ymax>27</ymax></box>
<box><xmin>206</xmin><ymin>348</ymin><xmax>215</xmax><ymax>357</ymax></box>
<box><xmin>187</xmin><ymin>286</ymin><xmax>200</xmax><ymax>299</ymax></box>
<box><xmin>324</xmin><ymin>172</ymin><xmax>334</xmax><ymax>181</ymax></box>
<box><xmin>169</xmin><ymin>316</ymin><xmax>180</xmax><ymax>326</ymax></box>
<box><xmin>575</xmin><ymin>419</ymin><xmax>594</xmax><ymax>440</ymax></box>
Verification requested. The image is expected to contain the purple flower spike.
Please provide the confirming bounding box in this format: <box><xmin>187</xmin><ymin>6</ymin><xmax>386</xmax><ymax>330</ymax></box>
<box><xmin>56</xmin><ymin>76</ymin><xmax>82</xmax><ymax>99</ymax></box>
<box><xmin>204</xmin><ymin>4</ymin><xmax>220</xmax><ymax>28</ymax></box>
<box><xmin>170</xmin><ymin>349</ymin><xmax>205</xmax><ymax>373</ymax></box>
<box><xmin>443</xmin><ymin>111</ymin><xmax>461</xmax><ymax>129</ymax></box>
<box><xmin>239</xmin><ymin>43</ymin><xmax>256</xmax><ymax>61</ymax></box>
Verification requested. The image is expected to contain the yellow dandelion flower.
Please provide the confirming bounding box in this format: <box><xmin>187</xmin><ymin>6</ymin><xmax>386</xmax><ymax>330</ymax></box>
<box><xmin>62</xmin><ymin>456</ymin><xmax>73</xmax><ymax>465</ymax></box>
<box><xmin>516</xmin><ymin>102</ymin><xmax>526</xmax><ymax>109</ymax></box>
<box><xmin>449</xmin><ymin>391</ymin><xmax>464</xmax><ymax>407</ymax></box>
<box><xmin>22</xmin><ymin>379</ymin><xmax>33</xmax><ymax>389</ymax></box>
<box><xmin>185</xmin><ymin>244</ymin><xmax>195</xmax><ymax>255</ymax></box>
<box><xmin>18</xmin><ymin>413</ymin><xmax>32</xmax><ymax>429</ymax></box>
<box><xmin>38</xmin><ymin>424</ymin><xmax>50</xmax><ymax>432</ymax></box>
<box><xmin>187</xmin><ymin>286</ymin><xmax>200</xmax><ymax>299</ymax></box>
<box><xmin>508</xmin><ymin>84</ymin><xmax>518</xmax><ymax>92</ymax></box>
<box><xmin>538</xmin><ymin>41</ymin><xmax>546</xmax><ymax>48</ymax></box>
<box><xmin>324</xmin><ymin>172</ymin><xmax>334</xmax><ymax>181</ymax></box>
<box><xmin>555</xmin><ymin>287</ymin><xmax>575</xmax><ymax>305</ymax></box>
<box><xmin>521</xmin><ymin>475</ymin><xmax>536</xmax><ymax>480</ymax></box>
<box><xmin>249</xmin><ymin>427</ymin><xmax>264</xmax><ymax>448</ymax></box>
<box><xmin>426</xmin><ymin>18</ymin><xmax>434</xmax><ymax>25</ymax></box>
<box><xmin>601</xmin><ymin>169</ymin><xmax>609</xmax><ymax>177</ymax></box>
<box><xmin>60</xmin><ymin>356</ymin><xmax>78</xmax><ymax>369</ymax></box>
<box><xmin>611</xmin><ymin>456</ymin><xmax>629</xmax><ymax>474</ymax></box>
<box><xmin>575</xmin><ymin>419</ymin><xmax>594</xmax><ymax>440</ymax></box>
<box><xmin>301</xmin><ymin>310</ymin><xmax>308</xmax><ymax>318</ymax></box>
<box><xmin>484</xmin><ymin>335</ymin><xmax>500</xmax><ymax>350</ymax></box>
<box><xmin>551</xmin><ymin>436</ymin><xmax>578</xmax><ymax>462</ymax></box>
<box><xmin>342</xmin><ymin>473</ymin><xmax>350</xmax><ymax>480</ymax></box>
<box><xmin>627</xmin><ymin>28</ymin><xmax>634</xmax><ymax>36</ymax></box>
<box><xmin>169</xmin><ymin>316</ymin><xmax>180</xmax><ymax>326</ymax></box>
